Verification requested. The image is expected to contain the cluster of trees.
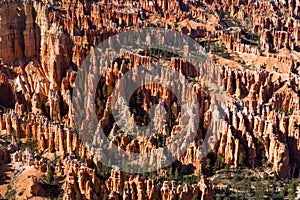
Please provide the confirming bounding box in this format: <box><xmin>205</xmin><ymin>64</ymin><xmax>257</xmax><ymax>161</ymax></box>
<box><xmin>202</xmin><ymin>41</ymin><xmax>231</xmax><ymax>59</ymax></box>
<box><xmin>138</xmin><ymin>48</ymin><xmax>180</xmax><ymax>61</ymax></box>
<box><xmin>273</xmin><ymin>106</ymin><xmax>294</xmax><ymax>116</ymax></box>
<box><xmin>24</xmin><ymin>132</ymin><xmax>37</xmax><ymax>153</ymax></box>
<box><xmin>5</xmin><ymin>185</ymin><xmax>16</xmax><ymax>200</ymax></box>
<box><xmin>212</xmin><ymin>158</ymin><xmax>299</xmax><ymax>199</ymax></box>
<box><xmin>215</xmin><ymin>171</ymin><xmax>298</xmax><ymax>199</ymax></box>
<box><xmin>96</xmin><ymin>161</ymin><xmax>112</xmax><ymax>180</ymax></box>
<box><xmin>201</xmin><ymin>150</ymin><xmax>300</xmax><ymax>199</ymax></box>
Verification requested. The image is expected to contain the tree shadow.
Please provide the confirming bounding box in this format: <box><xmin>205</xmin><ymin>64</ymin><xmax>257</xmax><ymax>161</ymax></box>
<box><xmin>0</xmin><ymin>163</ymin><xmax>13</xmax><ymax>185</ymax></box>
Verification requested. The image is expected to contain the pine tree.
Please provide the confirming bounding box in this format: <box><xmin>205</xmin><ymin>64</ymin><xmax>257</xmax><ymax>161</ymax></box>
<box><xmin>288</xmin><ymin>180</ymin><xmax>296</xmax><ymax>199</ymax></box>
<box><xmin>174</xmin><ymin>169</ymin><xmax>180</xmax><ymax>181</ymax></box>
<box><xmin>47</xmin><ymin>164</ymin><xmax>55</xmax><ymax>184</ymax></box>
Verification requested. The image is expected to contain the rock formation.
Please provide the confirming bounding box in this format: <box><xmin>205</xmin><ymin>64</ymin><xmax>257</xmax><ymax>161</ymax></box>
<box><xmin>0</xmin><ymin>0</ymin><xmax>300</xmax><ymax>199</ymax></box>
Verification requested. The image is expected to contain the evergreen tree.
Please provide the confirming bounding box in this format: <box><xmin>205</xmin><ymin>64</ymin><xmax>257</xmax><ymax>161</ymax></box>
<box><xmin>174</xmin><ymin>169</ymin><xmax>180</xmax><ymax>181</ymax></box>
<box><xmin>47</xmin><ymin>164</ymin><xmax>55</xmax><ymax>184</ymax></box>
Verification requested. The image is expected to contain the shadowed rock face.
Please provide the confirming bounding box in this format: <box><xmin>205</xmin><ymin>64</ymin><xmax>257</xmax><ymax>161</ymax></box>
<box><xmin>0</xmin><ymin>71</ymin><xmax>15</xmax><ymax>107</ymax></box>
<box><xmin>0</xmin><ymin>0</ymin><xmax>299</xmax><ymax>199</ymax></box>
